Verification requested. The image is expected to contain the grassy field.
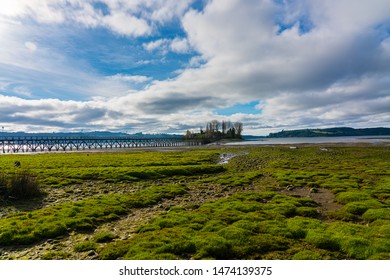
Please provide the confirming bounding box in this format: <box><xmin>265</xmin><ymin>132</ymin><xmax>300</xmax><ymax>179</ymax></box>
<box><xmin>0</xmin><ymin>145</ymin><xmax>389</xmax><ymax>260</ymax></box>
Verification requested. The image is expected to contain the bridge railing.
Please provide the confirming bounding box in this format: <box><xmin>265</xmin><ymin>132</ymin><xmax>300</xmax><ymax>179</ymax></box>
<box><xmin>0</xmin><ymin>136</ymin><xmax>203</xmax><ymax>153</ymax></box>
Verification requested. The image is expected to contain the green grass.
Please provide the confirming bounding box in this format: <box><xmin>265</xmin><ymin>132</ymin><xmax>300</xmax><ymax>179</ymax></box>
<box><xmin>0</xmin><ymin>150</ymin><xmax>223</xmax><ymax>187</ymax></box>
<box><xmin>74</xmin><ymin>240</ymin><xmax>97</xmax><ymax>252</ymax></box>
<box><xmin>93</xmin><ymin>231</ymin><xmax>117</xmax><ymax>243</ymax></box>
<box><xmin>98</xmin><ymin>188</ymin><xmax>389</xmax><ymax>259</ymax></box>
<box><xmin>0</xmin><ymin>184</ymin><xmax>187</xmax><ymax>246</ymax></box>
<box><xmin>98</xmin><ymin>191</ymin><xmax>324</xmax><ymax>259</ymax></box>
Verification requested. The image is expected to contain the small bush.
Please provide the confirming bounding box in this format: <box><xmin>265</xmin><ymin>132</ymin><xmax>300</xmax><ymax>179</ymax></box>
<box><xmin>4</xmin><ymin>171</ymin><xmax>42</xmax><ymax>199</ymax></box>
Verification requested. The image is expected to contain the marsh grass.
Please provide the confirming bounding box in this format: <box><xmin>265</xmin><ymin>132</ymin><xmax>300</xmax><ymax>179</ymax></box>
<box><xmin>73</xmin><ymin>240</ymin><xmax>98</xmax><ymax>252</ymax></box>
<box><xmin>0</xmin><ymin>184</ymin><xmax>187</xmax><ymax>246</ymax></box>
<box><xmin>97</xmin><ymin>146</ymin><xmax>390</xmax><ymax>260</ymax></box>
<box><xmin>0</xmin><ymin>170</ymin><xmax>42</xmax><ymax>199</ymax></box>
<box><xmin>8</xmin><ymin>170</ymin><xmax>42</xmax><ymax>199</ymax></box>
<box><xmin>93</xmin><ymin>231</ymin><xmax>117</xmax><ymax>243</ymax></box>
<box><xmin>98</xmin><ymin>191</ymin><xmax>322</xmax><ymax>259</ymax></box>
<box><xmin>0</xmin><ymin>150</ymin><xmax>223</xmax><ymax>187</ymax></box>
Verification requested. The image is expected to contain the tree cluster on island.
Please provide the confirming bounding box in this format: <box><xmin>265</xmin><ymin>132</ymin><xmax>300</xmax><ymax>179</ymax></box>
<box><xmin>185</xmin><ymin>120</ymin><xmax>243</xmax><ymax>141</ymax></box>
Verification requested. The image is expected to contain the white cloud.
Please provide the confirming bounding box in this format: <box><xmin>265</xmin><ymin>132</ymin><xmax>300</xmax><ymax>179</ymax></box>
<box><xmin>1</xmin><ymin>0</ymin><xmax>390</xmax><ymax>135</ymax></box>
<box><xmin>0</xmin><ymin>0</ymin><xmax>65</xmax><ymax>23</ymax></box>
<box><xmin>102</xmin><ymin>12</ymin><xmax>151</xmax><ymax>36</ymax></box>
<box><xmin>148</xmin><ymin>0</ymin><xmax>194</xmax><ymax>23</ymax></box>
<box><xmin>0</xmin><ymin>0</ymin><xmax>194</xmax><ymax>37</ymax></box>
<box><xmin>130</xmin><ymin>0</ymin><xmax>390</xmax><ymax>133</ymax></box>
<box><xmin>24</xmin><ymin>41</ymin><xmax>37</xmax><ymax>52</ymax></box>
<box><xmin>169</xmin><ymin>37</ymin><xmax>191</xmax><ymax>53</ymax></box>
<box><xmin>109</xmin><ymin>74</ymin><xmax>151</xmax><ymax>83</ymax></box>
<box><xmin>143</xmin><ymin>38</ymin><xmax>169</xmax><ymax>52</ymax></box>
<box><xmin>143</xmin><ymin>37</ymin><xmax>191</xmax><ymax>54</ymax></box>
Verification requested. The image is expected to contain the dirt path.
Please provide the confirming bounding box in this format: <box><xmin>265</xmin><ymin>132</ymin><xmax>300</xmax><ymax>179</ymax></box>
<box><xmin>280</xmin><ymin>186</ymin><xmax>342</xmax><ymax>220</ymax></box>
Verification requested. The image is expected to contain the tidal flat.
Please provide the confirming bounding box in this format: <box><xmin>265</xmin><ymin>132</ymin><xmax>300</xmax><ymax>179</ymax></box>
<box><xmin>0</xmin><ymin>144</ymin><xmax>389</xmax><ymax>260</ymax></box>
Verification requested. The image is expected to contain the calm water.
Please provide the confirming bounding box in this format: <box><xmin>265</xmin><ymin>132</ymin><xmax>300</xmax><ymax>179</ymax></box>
<box><xmin>225</xmin><ymin>136</ymin><xmax>390</xmax><ymax>145</ymax></box>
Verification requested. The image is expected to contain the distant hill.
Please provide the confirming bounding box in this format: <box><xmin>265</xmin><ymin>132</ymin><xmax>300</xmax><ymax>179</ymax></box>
<box><xmin>241</xmin><ymin>135</ymin><xmax>267</xmax><ymax>140</ymax></box>
<box><xmin>268</xmin><ymin>127</ymin><xmax>390</xmax><ymax>138</ymax></box>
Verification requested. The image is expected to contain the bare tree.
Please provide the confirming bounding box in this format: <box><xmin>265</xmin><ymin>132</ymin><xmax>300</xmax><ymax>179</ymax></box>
<box><xmin>210</xmin><ymin>120</ymin><xmax>220</xmax><ymax>133</ymax></box>
<box><xmin>234</xmin><ymin>122</ymin><xmax>243</xmax><ymax>138</ymax></box>
<box><xmin>222</xmin><ymin>120</ymin><xmax>227</xmax><ymax>135</ymax></box>
<box><xmin>185</xmin><ymin>130</ymin><xmax>192</xmax><ymax>139</ymax></box>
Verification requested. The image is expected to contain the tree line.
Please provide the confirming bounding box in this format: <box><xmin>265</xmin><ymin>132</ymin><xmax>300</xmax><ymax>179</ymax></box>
<box><xmin>185</xmin><ymin>120</ymin><xmax>243</xmax><ymax>140</ymax></box>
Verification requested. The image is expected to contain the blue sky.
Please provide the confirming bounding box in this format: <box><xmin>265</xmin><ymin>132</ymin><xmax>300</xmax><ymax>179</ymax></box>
<box><xmin>1</xmin><ymin>0</ymin><xmax>390</xmax><ymax>135</ymax></box>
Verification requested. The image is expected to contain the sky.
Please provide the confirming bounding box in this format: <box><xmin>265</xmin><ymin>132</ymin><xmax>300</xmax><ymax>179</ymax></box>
<box><xmin>0</xmin><ymin>0</ymin><xmax>389</xmax><ymax>136</ymax></box>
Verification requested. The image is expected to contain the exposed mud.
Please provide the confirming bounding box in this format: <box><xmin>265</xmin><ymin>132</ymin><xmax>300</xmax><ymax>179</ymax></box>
<box><xmin>280</xmin><ymin>186</ymin><xmax>342</xmax><ymax>219</ymax></box>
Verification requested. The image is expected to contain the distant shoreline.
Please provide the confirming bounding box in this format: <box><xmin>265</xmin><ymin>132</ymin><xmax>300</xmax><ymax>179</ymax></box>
<box><xmin>267</xmin><ymin>127</ymin><xmax>390</xmax><ymax>138</ymax></box>
<box><xmin>223</xmin><ymin>135</ymin><xmax>390</xmax><ymax>146</ymax></box>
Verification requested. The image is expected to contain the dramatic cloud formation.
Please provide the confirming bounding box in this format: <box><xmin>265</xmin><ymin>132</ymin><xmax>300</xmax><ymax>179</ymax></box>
<box><xmin>0</xmin><ymin>0</ymin><xmax>389</xmax><ymax>135</ymax></box>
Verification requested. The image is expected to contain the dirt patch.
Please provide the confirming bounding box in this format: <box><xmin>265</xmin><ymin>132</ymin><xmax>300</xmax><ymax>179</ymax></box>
<box><xmin>280</xmin><ymin>186</ymin><xmax>342</xmax><ymax>217</ymax></box>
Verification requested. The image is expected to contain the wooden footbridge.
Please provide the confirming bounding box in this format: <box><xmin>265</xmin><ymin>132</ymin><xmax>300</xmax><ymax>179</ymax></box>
<box><xmin>0</xmin><ymin>136</ymin><xmax>203</xmax><ymax>153</ymax></box>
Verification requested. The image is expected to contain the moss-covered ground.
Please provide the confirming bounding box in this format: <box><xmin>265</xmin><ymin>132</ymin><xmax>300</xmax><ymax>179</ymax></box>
<box><xmin>0</xmin><ymin>145</ymin><xmax>389</xmax><ymax>259</ymax></box>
